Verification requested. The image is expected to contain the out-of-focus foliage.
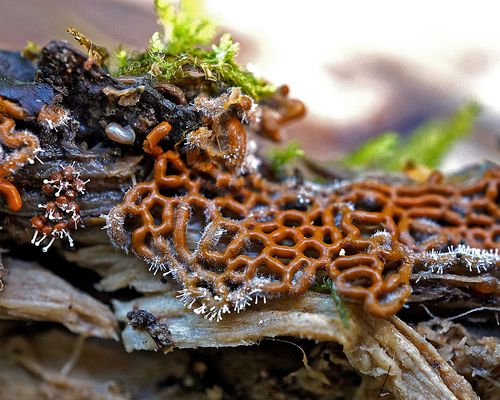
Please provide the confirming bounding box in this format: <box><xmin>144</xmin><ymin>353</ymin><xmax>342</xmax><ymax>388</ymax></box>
<box><xmin>269</xmin><ymin>141</ymin><xmax>305</xmax><ymax>176</ymax></box>
<box><xmin>112</xmin><ymin>0</ymin><xmax>275</xmax><ymax>100</ymax></box>
<box><xmin>343</xmin><ymin>103</ymin><xmax>481</xmax><ymax>170</ymax></box>
<box><xmin>21</xmin><ymin>41</ymin><xmax>41</xmax><ymax>60</ymax></box>
<box><xmin>342</xmin><ymin>132</ymin><xmax>399</xmax><ymax>169</ymax></box>
<box><xmin>153</xmin><ymin>0</ymin><xmax>215</xmax><ymax>54</ymax></box>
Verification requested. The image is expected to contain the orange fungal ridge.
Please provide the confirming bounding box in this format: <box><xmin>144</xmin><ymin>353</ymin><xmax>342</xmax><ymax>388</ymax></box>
<box><xmin>0</xmin><ymin>97</ymin><xmax>41</xmax><ymax>212</ymax></box>
<box><xmin>107</xmin><ymin>120</ymin><xmax>500</xmax><ymax>320</ymax></box>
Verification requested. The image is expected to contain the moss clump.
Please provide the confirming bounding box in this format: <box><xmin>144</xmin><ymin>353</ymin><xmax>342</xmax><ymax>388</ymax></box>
<box><xmin>343</xmin><ymin>102</ymin><xmax>481</xmax><ymax>170</ymax></box>
<box><xmin>113</xmin><ymin>0</ymin><xmax>275</xmax><ymax>101</ymax></box>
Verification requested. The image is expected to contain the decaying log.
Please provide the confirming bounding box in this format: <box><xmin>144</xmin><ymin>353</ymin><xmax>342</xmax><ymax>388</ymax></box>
<box><xmin>114</xmin><ymin>290</ymin><xmax>478</xmax><ymax>399</ymax></box>
<box><xmin>0</xmin><ymin>257</ymin><xmax>118</xmax><ymax>339</ymax></box>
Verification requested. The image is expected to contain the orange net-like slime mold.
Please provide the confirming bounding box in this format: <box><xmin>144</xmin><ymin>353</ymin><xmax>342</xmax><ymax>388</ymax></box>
<box><xmin>107</xmin><ymin>118</ymin><xmax>499</xmax><ymax>321</ymax></box>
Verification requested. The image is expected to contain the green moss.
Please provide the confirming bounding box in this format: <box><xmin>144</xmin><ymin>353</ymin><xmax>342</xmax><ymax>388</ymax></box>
<box><xmin>329</xmin><ymin>282</ymin><xmax>350</xmax><ymax>329</ymax></box>
<box><xmin>153</xmin><ymin>0</ymin><xmax>215</xmax><ymax>54</ymax></box>
<box><xmin>112</xmin><ymin>0</ymin><xmax>275</xmax><ymax>101</ymax></box>
<box><xmin>342</xmin><ymin>102</ymin><xmax>481</xmax><ymax>171</ymax></box>
<box><xmin>269</xmin><ymin>141</ymin><xmax>305</xmax><ymax>176</ymax></box>
<box><xmin>311</xmin><ymin>278</ymin><xmax>350</xmax><ymax>329</ymax></box>
<box><xmin>343</xmin><ymin>132</ymin><xmax>399</xmax><ymax>169</ymax></box>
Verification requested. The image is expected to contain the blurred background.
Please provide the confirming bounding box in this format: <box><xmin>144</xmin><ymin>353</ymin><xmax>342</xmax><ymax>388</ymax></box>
<box><xmin>1</xmin><ymin>0</ymin><xmax>499</xmax><ymax>171</ymax></box>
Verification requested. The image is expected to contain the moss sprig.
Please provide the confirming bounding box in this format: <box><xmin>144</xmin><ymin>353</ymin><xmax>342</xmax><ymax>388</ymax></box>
<box><xmin>113</xmin><ymin>0</ymin><xmax>275</xmax><ymax>101</ymax></box>
<box><xmin>269</xmin><ymin>141</ymin><xmax>305</xmax><ymax>177</ymax></box>
<box><xmin>311</xmin><ymin>277</ymin><xmax>350</xmax><ymax>328</ymax></box>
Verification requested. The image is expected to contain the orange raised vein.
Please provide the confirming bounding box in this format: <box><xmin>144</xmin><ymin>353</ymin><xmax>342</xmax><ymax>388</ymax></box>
<box><xmin>0</xmin><ymin>179</ymin><xmax>22</xmax><ymax>211</ymax></box>
<box><xmin>0</xmin><ymin>98</ymin><xmax>41</xmax><ymax>212</ymax></box>
<box><xmin>143</xmin><ymin>121</ymin><xmax>172</xmax><ymax>156</ymax></box>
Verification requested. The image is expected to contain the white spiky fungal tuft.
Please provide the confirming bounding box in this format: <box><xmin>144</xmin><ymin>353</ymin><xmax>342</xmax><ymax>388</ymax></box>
<box><xmin>413</xmin><ymin>244</ymin><xmax>499</xmax><ymax>280</ymax></box>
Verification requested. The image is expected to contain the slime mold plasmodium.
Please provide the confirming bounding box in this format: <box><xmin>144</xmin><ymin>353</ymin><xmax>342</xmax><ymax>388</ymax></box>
<box><xmin>106</xmin><ymin>110</ymin><xmax>500</xmax><ymax>321</ymax></box>
<box><xmin>0</xmin><ymin>0</ymin><xmax>496</xmax><ymax>324</ymax></box>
